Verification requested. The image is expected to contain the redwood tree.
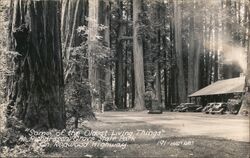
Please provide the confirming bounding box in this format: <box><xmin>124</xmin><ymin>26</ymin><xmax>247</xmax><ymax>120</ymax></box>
<box><xmin>174</xmin><ymin>0</ymin><xmax>186</xmax><ymax>103</ymax></box>
<box><xmin>133</xmin><ymin>0</ymin><xmax>145</xmax><ymax>110</ymax></box>
<box><xmin>7</xmin><ymin>0</ymin><xmax>65</xmax><ymax>129</ymax></box>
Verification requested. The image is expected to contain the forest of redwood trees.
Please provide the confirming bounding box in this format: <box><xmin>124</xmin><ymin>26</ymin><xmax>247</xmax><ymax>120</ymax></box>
<box><xmin>0</xmin><ymin>0</ymin><xmax>249</xmax><ymax>129</ymax></box>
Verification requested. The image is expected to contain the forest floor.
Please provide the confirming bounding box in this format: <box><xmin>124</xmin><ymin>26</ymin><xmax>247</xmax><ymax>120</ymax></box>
<box><xmin>47</xmin><ymin>112</ymin><xmax>249</xmax><ymax>158</ymax></box>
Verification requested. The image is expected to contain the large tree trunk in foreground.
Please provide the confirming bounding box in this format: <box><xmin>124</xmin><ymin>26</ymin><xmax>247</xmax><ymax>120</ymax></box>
<box><xmin>0</xmin><ymin>0</ymin><xmax>8</xmax><ymax>104</ymax></box>
<box><xmin>0</xmin><ymin>0</ymin><xmax>9</xmax><ymax>133</ymax></box>
<box><xmin>7</xmin><ymin>0</ymin><xmax>65</xmax><ymax>130</ymax></box>
<box><xmin>133</xmin><ymin>0</ymin><xmax>145</xmax><ymax>110</ymax></box>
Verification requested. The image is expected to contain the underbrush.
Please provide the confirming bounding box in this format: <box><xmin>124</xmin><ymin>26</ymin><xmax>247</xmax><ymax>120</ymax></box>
<box><xmin>0</xmin><ymin>112</ymin><xmax>93</xmax><ymax>157</ymax></box>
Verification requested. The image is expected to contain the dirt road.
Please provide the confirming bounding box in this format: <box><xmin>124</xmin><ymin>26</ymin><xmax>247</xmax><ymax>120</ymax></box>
<box><xmin>52</xmin><ymin>111</ymin><xmax>249</xmax><ymax>157</ymax></box>
<box><xmin>94</xmin><ymin>111</ymin><xmax>249</xmax><ymax>142</ymax></box>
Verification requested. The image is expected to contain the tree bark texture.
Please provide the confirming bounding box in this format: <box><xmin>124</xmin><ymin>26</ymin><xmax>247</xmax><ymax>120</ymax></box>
<box><xmin>0</xmin><ymin>0</ymin><xmax>9</xmax><ymax>104</ymax></box>
<box><xmin>115</xmin><ymin>0</ymin><xmax>125</xmax><ymax>109</ymax></box>
<box><xmin>187</xmin><ymin>1</ymin><xmax>195</xmax><ymax>95</ymax></box>
<box><xmin>133</xmin><ymin>0</ymin><xmax>145</xmax><ymax>110</ymax></box>
<box><xmin>174</xmin><ymin>0</ymin><xmax>187</xmax><ymax>103</ymax></box>
<box><xmin>7</xmin><ymin>0</ymin><xmax>65</xmax><ymax>130</ymax></box>
<box><xmin>88</xmin><ymin>0</ymin><xmax>101</xmax><ymax>111</ymax></box>
<box><xmin>102</xmin><ymin>1</ymin><xmax>113</xmax><ymax>105</ymax></box>
<box><xmin>155</xmin><ymin>3</ymin><xmax>162</xmax><ymax>104</ymax></box>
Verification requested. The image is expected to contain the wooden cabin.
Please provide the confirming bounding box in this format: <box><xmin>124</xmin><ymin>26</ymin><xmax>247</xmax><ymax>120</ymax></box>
<box><xmin>188</xmin><ymin>77</ymin><xmax>245</xmax><ymax>106</ymax></box>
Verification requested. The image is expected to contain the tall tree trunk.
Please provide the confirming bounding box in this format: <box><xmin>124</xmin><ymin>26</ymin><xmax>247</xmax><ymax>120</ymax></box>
<box><xmin>7</xmin><ymin>0</ymin><xmax>65</xmax><ymax>130</ymax></box>
<box><xmin>218</xmin><ymin>1</ymin><xmax>225</xmax><ymax>80</ymax></box>
<box><xmin>155</xmin><ymin>35</ymin><xmax>162</xmax><ymax>103</ymax></box>
<box><xmin>163</xmin><ymin>20</ymin><xmax>168</xmax><ymax>109</ymax></box>
<box><xmin>223</xmin><ymin>0</ymin><xmax>233</xmax><ymax>79</ymax></box>
<box><xmin>193</xmin><ymin>0</ymin><xmax>202</xmax><ymax>91</ymax></box>
<box><xmin>245</xmin><ymin>0</ymin><xmax>249</xmax><ymax>106</ymax></box>
<box><xmin>188</xmin><ymin>0</ymin><xmax>195</xmax><ymax>95</ymax></box>
<box><xmin>130</xmin><ymin>0</ymin><xmax>135</xmax><ymax>108</ymax></box>
<box><xmin>247</xmin><ymin>2</ymin><xmax>250</xmax><ymax>107</ymax></box>
<box><xmin>174</xmin><ymin>0</ymin><xmax>186</xmax><ymax>103</ymax></box>
<box><xmin>0</xmin><ymin>0</ymin><xmax>9</xmax><ymax>132</ymax></box>
<box><xmin>0</xmin><ymin>0</ymin><xmax>8</xmax><ymax>105</ymax></box>
<box><xmin>124</xmin><ymin>9</ymin><xmax>130</xmax><ymax>108</ymax></box>
<box><xmin>88</xmin><ymin>0</ymin><xmax>101</xmax><ymax>111</ymax></box>
<box><xmin>168</xmin><ymin>0</ymin><xmax>176</xmax><ymax>106</ymax></box>
<box><xmin>98</xmin><ymin>0</ymin><xmax>114</xmax><ymax>110</ymax></box>
<box><xmin>133</xmin><ymin>0</ymin><xmax>145</xmax><ymax>110</ymax></box>
<box><xmin>239</xmin><ymin>1</ymin><xmax>250</xmax><ymax>114</ymax></box>
<box><xmin>214</xmin><ymin>11</ymin><xmax>219</xmax><ymax>82</ymax></box>
<box><xmin>103</xmin><ymin>1</ymin><xmax>113</xmax><ymax>108</ymax></box>
<box><xmin>242</xmin><ymin>0</ymin><xmax>248</xmax><ymax>47</ymax></box>
<box><xmin>208</xmin><ymin>15</ymin><xmax>213</xmax><ymax>83</ymax></box>
<box><xmin>115</xmin><ymin>0</ymin><xmax>125</xmax><ymax>109</ymax></box>
<box><xmin>155</xmin><ymin>3</ymin><xmax>162</xmax><ymax>104</ymax></box>
<box><xmin>131</xmin><ymin>45</ymin><xmax>135</xmax><ymax>108</ymax></box>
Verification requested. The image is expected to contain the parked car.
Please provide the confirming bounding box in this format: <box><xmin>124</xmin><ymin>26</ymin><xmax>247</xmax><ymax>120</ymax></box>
<box><xmin>179</xmin><ymin>103</ymin><xmax>203</xmax><ymax>112</ymax></box>
<box><xmin>173</xmin><ymin>103</ymin><xmax>186</xmax><ymax>112</ymax></box>
<box><xmin>174</xmin><ymin>103</ymin><xmax>202</xmax><ymax>112</ymax></box>
<box><xmin>195</xmin><ymin>105</ymin><xmax>204</xmax><ymax>112</ymax></box>
<box><xmin>210</xmin><ymin>102</ymin><xmax>228</xmax><ymax>114</ymax></box>
<box><xmin>202</xmin><ymin>103</ymin><xmax>216</xmax><ymax>114</ymax></box>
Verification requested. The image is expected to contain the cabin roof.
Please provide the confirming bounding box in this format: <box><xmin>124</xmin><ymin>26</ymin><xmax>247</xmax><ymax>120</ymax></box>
<box><xmin>189</xmin><ymin>77</ymin><xmax>245</xmax><ymax>97</ymax></box>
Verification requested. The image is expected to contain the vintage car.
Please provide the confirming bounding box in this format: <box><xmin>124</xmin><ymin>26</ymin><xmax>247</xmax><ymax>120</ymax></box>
<box><xmin>173</xmin><ymin>103</ymin><xmax>202</xmax><ymax>112</ymax></box>
<box><xmin>178</xmin><ymin>103</ymin><xmax>203</xmax><ymax>112</ymax></box>
<box><xmin>209</xmin><ymin>102</ymin><xmax>228</xmax><ymax>114</ymax></box>
<box><xmin>195</xmin><ymin>105</ymin><xmax>204</xmax><ymax>112</ymax></box>
<box><xmin>173</xmin><ymin>103</ymin><xmax>186</xmax><ymax>112</ymax></box>
<box><xmin>202</xmin><ymin>103</ymin><xmax>216</xmax><ymax>114</ymax></box>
